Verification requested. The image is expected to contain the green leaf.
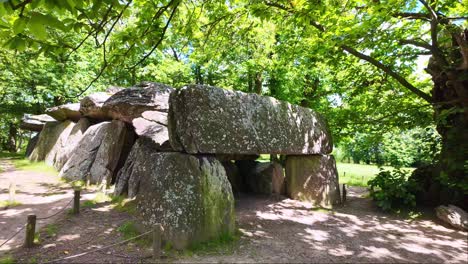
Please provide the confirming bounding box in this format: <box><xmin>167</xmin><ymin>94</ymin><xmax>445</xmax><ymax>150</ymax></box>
<box><xmin>13</xmin><ymin>17</ymin><xmax>28</xmax><ymax>35</ymax></box>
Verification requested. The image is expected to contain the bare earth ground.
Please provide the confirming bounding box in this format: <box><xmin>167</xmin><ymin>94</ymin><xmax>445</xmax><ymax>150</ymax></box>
<box><xmin>1</xmin><ymin>158</ymin><xmax>467</xmax><ymax>263</ymax></box>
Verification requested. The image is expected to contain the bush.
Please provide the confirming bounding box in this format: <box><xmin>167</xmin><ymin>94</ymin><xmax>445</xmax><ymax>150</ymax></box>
<box><xmin>368</xmin><ymin>169</ymin><xmax>419</xmax><ymax>211</ymax></box>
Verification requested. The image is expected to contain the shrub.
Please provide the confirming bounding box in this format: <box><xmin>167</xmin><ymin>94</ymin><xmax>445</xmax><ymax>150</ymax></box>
<box><xmin>368</xmin><ymin>169</ymin><xmax>418</xmax><ymax>211</ymax></box>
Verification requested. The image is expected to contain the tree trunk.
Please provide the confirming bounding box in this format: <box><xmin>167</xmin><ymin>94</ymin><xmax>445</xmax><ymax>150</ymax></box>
<box><xmin>6</xmin><ymin>122</ymin><xmax>18</xmax><ymax>153</ymax></box>
<box><xmin>254</xmin><ymin>72</ymin><xmax>262</xmax><ymax>94</ymax></box>
<box><xmin>422</xmin><ymin>37</ymin><xmax>468</xmax><ymax>208</ymax></box>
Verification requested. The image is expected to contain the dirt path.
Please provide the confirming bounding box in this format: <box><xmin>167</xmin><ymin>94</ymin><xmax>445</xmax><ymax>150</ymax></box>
<box><xmin>8</xmin><ymin>185</ymin><xmax>468</xmax><ymax>263</ymax></box>
<box><xmin>0</xmin><ymin>158</ymin><xmax>77</xmax><ymax>254</ymax></box>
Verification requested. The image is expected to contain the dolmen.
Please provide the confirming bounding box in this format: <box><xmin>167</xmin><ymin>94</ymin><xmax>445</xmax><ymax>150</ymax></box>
<box><xmin>22</xmin><ymin>82</ymin><xmax>341</xmax><ymax>249</ymax></box>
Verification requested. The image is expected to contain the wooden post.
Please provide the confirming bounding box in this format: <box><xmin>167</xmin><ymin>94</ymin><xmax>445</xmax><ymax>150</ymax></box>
<box><xmin>342</xmin><ymin>184</ymin><xmax>347</xmax><ymax>204</ymax></box>
<box><xmin>73</xmin><ymin>190</ymin><xmax>80</xmax><ymax>215</ymax></box>
<box><xmin>24</xmin><ymin>214</ymin><xmax>36</xmax><ymax>248</ymax></box>
<box><xmin>153</xmin><ymin>224</ymin><xmax>162</xmax><ymax>261</ymax></box>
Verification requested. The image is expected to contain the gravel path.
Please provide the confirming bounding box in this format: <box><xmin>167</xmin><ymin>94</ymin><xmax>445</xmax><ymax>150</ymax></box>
<box><xmin>2</xmin><ymin>157</ymin><xmax>467</xmax><ymax>263</ymax></box>
<box><xmin>0</xmin><ymin>158</ymin><xmax>77</xmax><ymax>254</ymax></box>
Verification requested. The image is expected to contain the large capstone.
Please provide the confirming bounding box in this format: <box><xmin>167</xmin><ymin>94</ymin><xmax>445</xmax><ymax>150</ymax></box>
<box><xmin>20</xmin><ymin>114</ymin><xmax>55</xmax><ymax>132</ymax></box>
<box><xmin>137</xmin><ymin>153</ymin><xmax>235</xmax><ymax>250</ymax></box>
<box><xmin>54</xmin><ymin>118</ymin><xmax>91</xmax><ymax>170</ymax></box>
<box><xmin>169</xmin><ymin>85</ymin><xmax>332</xmax><ymax>155</ymax></box>
<box><xmin>102</xmin><ymin>82</ymin><xmax>173</xmax><ymax>123</ymax></box>
<box><xmin>285</xmin><ymin>155</ymin><xmax>341</xmax><ymax>208</ymax></box>
<box><xmin>45</xmin><ymin>103</ymin><xmax>81</xmax><ymax>122</ymax></box>
<box><xmin>59</xmin><ymin>120</ymin><xmax>134</xmax><ymax>185</ymax></box>
<box><xmin>80</xmin><ymin>92</ymin><xmax>112</xmax><ymax>120</ymax></box>
<box><xmin>28</xmin><ymin>121</ymin><xmax>75</xmax><ymax>167</ymax></box>
<box><xmin>114</xmin><ymin>138</ymin><xmax>162</xmax><ymax>198</ymax></box>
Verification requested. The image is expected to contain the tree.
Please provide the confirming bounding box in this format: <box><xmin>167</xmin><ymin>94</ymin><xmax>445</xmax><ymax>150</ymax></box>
<box><xmin>0</xmin><ymin>0</ymin><xmax>466</xmax><ymax>206</ymax></box>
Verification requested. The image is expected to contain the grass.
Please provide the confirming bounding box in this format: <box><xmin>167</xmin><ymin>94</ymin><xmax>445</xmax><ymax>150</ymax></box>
<box><xmin>117</xmin><ymin>221</ymin><xmax>151</xmax><ymax>246</ymax></box>
<box><xmin>0</xmin><ymin>255</ymin><xmax>15</xmax><ymax>264</ymax></box>
<box><xmin>336</xmin><ymin>162</ymin><xmax>414</xmax><ymax>187</ymax></box>
<box><xmin>111</xmin><ymin>195</ymin><xmax>138</xmax><ymax>214</ymax></box>
<box><xmin>45</xmin><ymin>224</ymin><xmax>58</xmax><ymax>237</ymax></box>
<box><xmin>0</xmin><ymin>151</ymin><xmax>57</xmax><ymax>175</ymax></box>
<box><xmin>0</xmin><ymin>200</ymin><xmax>22</xmax><ymax>209</ymax></box>
<box><xmin>185</xmin><ymin>230</ymin><xmax>241</xmax><ymax>256</ymax></box>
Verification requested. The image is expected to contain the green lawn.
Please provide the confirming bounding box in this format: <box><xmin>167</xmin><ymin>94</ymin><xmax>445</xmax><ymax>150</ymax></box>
<box><xmin>0</xmin><ymin>151</ymin><xmax>58</xmax><ymax>175</ymax></box>
<box><xmin>337</xmin><ymin>162</ymin><xmax>414</xmax><ymax>187</ymax></box>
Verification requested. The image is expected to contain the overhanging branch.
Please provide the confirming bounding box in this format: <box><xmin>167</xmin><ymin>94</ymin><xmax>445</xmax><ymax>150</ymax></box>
<box><xmin>341</xmin><ymin>45</ymin><xmax>433</xmax><ymax>103</ymax></box>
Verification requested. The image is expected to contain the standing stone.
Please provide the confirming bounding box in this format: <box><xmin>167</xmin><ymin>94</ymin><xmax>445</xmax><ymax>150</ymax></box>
<box><xmin>45</xmin><ymin>103</ymin><xmax>81</xmax><ymax>122</ymax></box>
<box><xmin>25</xmin><ymin>133</ymin><xmax>39</xmax><ymax>158</ymax></box>
<box><xmin>59</xmin><ymin>122</ymin><xmax>110</xmax><ymax>182</ymax></box>
<box><xmin>28</xmin><ymin>121</ymin><xmax>74</xmax><ymax>167</ymax></box>
<box><xmin>285</xmin><ymin>155</ymin><xmax>341</xmax><ymax>208</ymax></box>
<box><xmin>89</xmin><ymin>120</ymin><xmax>134</xmax><ymax>185</ymax></box>
<box><xmin>54</xmin><ymin>118</ymin><xmax>91</xmax><ymax>170</ymax></box>
<box><xmin>114</xmin><ymin>138</ymin><xmax>162</xmax><ymax>198</ymax></box>
<box><xmin>102</xmin><ymin>82</ymin><xmax>173</xmax><ymax>123</ymax></box>
<box><xmin>137</xmin><ymin>153</ymin><xmax>235</xmax><ymax>250</ymax></box>
<box><xmin>20</xmin><ymin>114</ymin><xmax>55</xmax><ymax>132</ymax></box>
<box><xmin>60</xmin><ymin>120</ymin><xmax>134</xmax><ymax>185</ymax></box>
<box><xmin>169</xmin><ymin>85</ymin><xmax>332</xmax><ymax>155</ymax></box>
<box><xmin>80</xmin><ymin>92</ymin><xmax>112</xmax><ymax>120</ymax></box>
<box><xmin>244</xmin><ymin>162</ymin><xmax>285</xmax><ymax>195</ymax></box>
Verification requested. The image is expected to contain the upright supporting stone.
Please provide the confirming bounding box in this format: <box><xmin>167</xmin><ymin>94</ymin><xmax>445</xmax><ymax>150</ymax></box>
<box><xmin>73</xmin><ymin>190</ymin><xmax>80</xmax><ymax>215</ymax></box>
<box><xmin>152</xmin><ymin>224</ymin><xmax>162</xmax><ymax>261</ymax></box>
<box><xmin>285</xmin><ymin>155</ymin><xmax>341</xmax><ymax>208</ymax></box>
<box><xmin>137</xmin><ymin>152</ymin><xmax>235</xmax><ymax>250</ymax></box>
<box><xmin>25</xmin><ymin>214</ymin><xmax>36</xmax><ymax>248</ymax></box>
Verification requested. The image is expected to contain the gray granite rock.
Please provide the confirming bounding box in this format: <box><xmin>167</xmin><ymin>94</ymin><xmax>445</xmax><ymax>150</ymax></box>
<box><xmin>435</xmin><ymin>205</ymin><xmax>468</xmax><ymax>231</ymax></box>
<box><xmin>20</xmin><ymin>114</ymin><xmax>55</xmax><ymax>131</ymax></box>
<box><xmin>54</xmin><ymin>118</ymin><xmax>91</xmax><ymax>170</ymax></box>
<box><xmin>80</xmin><ymin>92</ymin><xmax>112</xmax><ymax>120</ymax></box>
<box><xmin>137</xmin><ymin>153</ymin><xmax>235</xmax><ymax>250</ymax></box>
<box><xmin>25</xmin><ymin>133</ymin><xmax>39</xmax><ymax>157</ymax></box>
<box><xmin>45</xmin><ymin>103</ymin><xmax>81</xmax><ymax>121</ymax></box>
<box><xmin>59</xmin><ymin>122</ymin><xmax>111</xmax><ymax>182</ymax></box>
<box><xmin>285</xmin><ymin>155</ymin><xmax>341</xmax><ymax>208</ymax></box>
<box><xmin>169</xmin><ymin>85</ymin><xmax>332</xmax><ymax>155</ymax></box>
<box><xmin>102</xmin><ymin>82</ymin><xmax>173</xmax><ymax>123</ymax></box>
<box><xmin>28</xmin><ymin>121</ymin><xmax>75</xmax><ymax>167</ymax></box>
<box><xmin>114</xmin><ymin>138</ymin><xmax>162</xmax><ymax>198</ymax></box>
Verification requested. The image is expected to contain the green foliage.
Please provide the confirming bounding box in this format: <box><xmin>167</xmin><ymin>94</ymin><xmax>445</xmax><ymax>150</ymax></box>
<box><xmin>45</xmin><ymin>224</ymin><xmax>58</xmax><ymax>237</ymax></box>
<box><xmin>0</xmin><ymin>255</ymin><xmax>15</xmax><ymax>264</ymax></box>
<box><xmin>111</xmin><ymin>195</ymin><xmax>137</xmax><ymax>215</ymax></box>
<box><xmin>185</xmin><ymin>230</ymin><xmax>241</xmax><ymax>256</ymax></box>
<box><xmin>0</xmin><ymin>200</ymin><xmax>22</xmax><ymax>209</ymax></box>
<box><xmin>337</xmin><ymin>162</ymin><xmax>414</xmax><ymax>187</ymax></box>
<box><xmin>368</xmin><ymin>169</ymin><xmax>418</xmax><ymax>211</ymax></box>
<box><xmin>117</xmin><ymin>221</ymin><xmax>151</xmax><ymax>246</ymax></box>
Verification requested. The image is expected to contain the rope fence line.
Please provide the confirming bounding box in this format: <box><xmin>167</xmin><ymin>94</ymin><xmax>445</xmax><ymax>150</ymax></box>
<box><xmin>42</xmin><ymin>230</ymin><xmax>153</xmax><ymax>263</ymax></box>
<box><xmin>0</xmin><ymin>224</ymin><xmax>27</xmax><ymax>248</ymax></box>
<box><xmin>0</xmin><ymin>193</ymin><xmax>76</xmax><ymax>249</ymax></box>
<box><xmin>37</xmin><ymin>197</ymin><xmax>74</xmax><ymax>220</ymax></box>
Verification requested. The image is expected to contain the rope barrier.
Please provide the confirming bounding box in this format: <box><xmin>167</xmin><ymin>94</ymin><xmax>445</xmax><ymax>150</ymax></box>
<box><xmin>37</xmin><ymin>197</ymin><xmax>74</xmax><ymax>220</ymax></box>
<box><xmin>0</xmin><ymin>196</ymin><xmax>74</xmax><ymax>249</ymax></box>
<box><xmin>43</xmin><ymin>230</ymin><xmax>152</xmax><ymax>263</ymax></box>
<box><xmin>0</xmin><ymin>224</ymin><xmax>27</xmax><ymax>248</ymax></box>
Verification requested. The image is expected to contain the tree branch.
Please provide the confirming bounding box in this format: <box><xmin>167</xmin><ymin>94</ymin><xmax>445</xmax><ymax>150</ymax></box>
<box><xmin>393</xmin><ymin>12</ymin><xmax>431</xmax><ymax>20</ymax></box>
<box><xmin>341</xmin><ymin>44</ymin><xmax>433</xmax><ymax>103</ymax></box>
<box><xmin>128</xmin><ymin>1</ymin><xmax>179</xmax><ymax>69</ymax></box>
<box><xmin>399</xmin><ymin>39</ymin><xmax>432</xmax><ymax>50</ymax></box>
